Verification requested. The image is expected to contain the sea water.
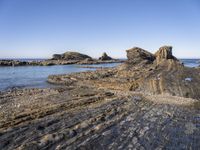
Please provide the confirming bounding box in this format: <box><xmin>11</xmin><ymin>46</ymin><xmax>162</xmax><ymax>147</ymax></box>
<box><xmin>0</xmin><ymin>59</ymin><xmax>199</xmax><ymax>91</ymax></box>
<box><xmin>0</xmin><ymin>63</ymin><xmax>120</xmax><ymax>91</ymax></box>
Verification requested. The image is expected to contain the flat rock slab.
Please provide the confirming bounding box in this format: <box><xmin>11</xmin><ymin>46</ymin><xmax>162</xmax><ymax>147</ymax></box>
<box><xmin>0</xmin><ymin>86</ymin><xmax>200</xmax><ymax>150</ymax></box>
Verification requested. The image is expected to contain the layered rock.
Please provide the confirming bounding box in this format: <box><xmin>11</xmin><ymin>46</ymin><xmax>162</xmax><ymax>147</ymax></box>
<box><xmin>155</xmin><ymin>46</ymin><xmax>178</xmax><ymax>64</ymax></box>
<box><xmin>1</xmin><ymin>45</ymin><xmax>200</xmax><ymax>149</ymax></box>
<box><xmin>99</xmin><ymin>52</ymin><xmax>113</xmax><ymax>60</ymax></box>
<box><xmin>48</xmin><ymin>46</ymin><xmax>200</xmax><ymax>100</ymax></box>
<box><xmin>126</xmin><ymin>47</ymin><xmax>155</xmax><ymax>64</ymax></box>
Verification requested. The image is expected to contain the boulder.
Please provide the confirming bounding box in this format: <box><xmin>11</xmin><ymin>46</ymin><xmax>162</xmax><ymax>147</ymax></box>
<box><xmin>99</xmin><ymin>52</ymin><xmax>113</xmax><ymax>60</ymax></box>
<box><xmin>126</xmin><ymin>47</ymin><xmax>155</xmax><ymax>64</ymax></box>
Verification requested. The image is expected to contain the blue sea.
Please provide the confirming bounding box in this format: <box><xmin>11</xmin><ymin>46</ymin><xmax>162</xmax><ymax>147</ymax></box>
<box><xmin>0</xmin><ymin>62</ymin><xmax>120</xmax><ymax>91</ymax></box>
<box><xmin>0</xmin><ymin>59</ymin><xmax>199</xmax><ymax>91</ymax></box>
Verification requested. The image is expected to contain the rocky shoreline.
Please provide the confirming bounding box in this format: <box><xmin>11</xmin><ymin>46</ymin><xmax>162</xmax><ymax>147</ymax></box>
<box><xmin>1</xmin><ymin>46</ymin><xmax>200</xmax><ymax>149</ymax></box>
<box><xmin>0</xmin><ymin>52</ymin><xmax>123</xmax><ymax>67</ymax></box>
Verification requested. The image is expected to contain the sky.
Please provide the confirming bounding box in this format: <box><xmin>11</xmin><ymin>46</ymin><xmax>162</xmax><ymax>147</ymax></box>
<box><xmin>0</xmin><ymin>0</ymin><xmax>200</xmax><ymax>59</ymax></box>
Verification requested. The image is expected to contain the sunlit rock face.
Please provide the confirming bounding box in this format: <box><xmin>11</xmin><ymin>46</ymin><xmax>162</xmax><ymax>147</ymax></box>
<box><xmin>48</xmin><ymin>45</ymin><xmax>200</xmax><ymax>100</ymax></box>
<box><xmin>154</xmin><ymin>46</ymin><xmax>179</xmax><ymax>65</ymax></box>
<box><xmin>126</xmin><ymin>47</ymin><xmax>155</xmax><ymax>64</ymax></box>
<box><xmin>155</xmin><ymin>46</ymin><xmax>173</xmax><ymax>60</ymax></box>
<box><xmin>123</xmin><ymin>46</ymin><xmax>200</xmax><ymax>99</ymax></box>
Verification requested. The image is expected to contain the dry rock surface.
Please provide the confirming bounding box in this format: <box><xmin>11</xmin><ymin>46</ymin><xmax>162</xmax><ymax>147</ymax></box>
<box><xmin>1</xmin><ymin>46</ymin><xmax>200</xmax><ymax>149</ymax></box>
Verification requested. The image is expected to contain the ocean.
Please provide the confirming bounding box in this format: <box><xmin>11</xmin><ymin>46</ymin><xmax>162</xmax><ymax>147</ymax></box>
<box><xmin>0</xmin><ymin>63</ymin><xmax>120</xmax><ymax>91</ymax></box>
<box><xmin>0</xmin><ymin>59</ymin><xmax>199</xmax><ymax>91</ymax></box>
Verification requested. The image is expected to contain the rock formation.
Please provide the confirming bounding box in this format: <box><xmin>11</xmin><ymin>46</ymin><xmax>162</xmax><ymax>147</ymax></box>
<box><xmin>126</xmin><ymin>47</ymin><xmax>155</xmax><ymax>64</ymax></box>
<box><xmin>48</xmin><ymin>46</ymin><xmax>200</xmax><ymax>100</ymax></box>
<box><xmin>1</xmin><ymin>45</ymin><xmax>200</xmax><ymax>149</ymax></box>
<box><xmin>99</xmin><ymin>52</ymin><xmax>113</xmax><ymax>60</ymax></box>
<box><xmin>52</xmin><ymin>51</ymin><xmax>92</xmax><ymax>61</ymax></box>
<box><xmin>52</xmin><ymin>54</ymin><xmax>62</xmax><ymax>60</ymax></box>
<box><xmin>122</xmin><ymin>46</ymin><xmax>200</xmax><ymax>99</ymax></box>
<box><xmin>0</xmin><ymin>51</ymin><xmax>123</xmax><ymax>67</ymax></box>
<box><xmin>0</xmin><ymin>60</ymin><xmax>29</xmax><ymax>66</ymax></box>
<box><xmin>62</xmin><ymin>52</ymin><xmax>92</xmax><ymax>60</ymax></box>
<box><xmin>155</xmin><ymin>46</ymin><xmax>178</xmax><ymax>64</ymax></box>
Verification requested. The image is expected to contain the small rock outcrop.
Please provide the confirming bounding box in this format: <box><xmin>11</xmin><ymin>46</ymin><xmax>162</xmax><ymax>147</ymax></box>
<box><xmin>99</xmin><ymin>52</ymin><xmax>113</xmax><ymax>60</ymax></box>
<box><xmin>62</xmin><ymin>52</ymin><xmax>92</xmax><ymax>60</ymax></box>
<box><xmin>0</xmin><ymin>60</ymin><xmax>29</xmax><ymax>66</ymax></box>
<box><xmin>126</xmin><ymin>47</ymin><xmax>155</xmax><ymax>64</ymax></box>
<box><xmin>52</xmin><ymin>52</ymin><xmax>92</xmax><ymax>61</ymax></box>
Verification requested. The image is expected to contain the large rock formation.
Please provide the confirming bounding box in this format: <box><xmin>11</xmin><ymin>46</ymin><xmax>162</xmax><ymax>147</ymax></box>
<box><xmin>99</xmin><ymin>52</ymin><xmax>113</xmax><ymax>60</ymax></box>
<box><xmin>124</xmin><ymin>46</ymin><xmax>200</xmax><ymax>99</ymax></box>
<box><xmin>48</xmin><ymin>46</ymin><xmax>200</xmax><ymax>100</ymax></box>
<box><xmin>126</xmin><ymin>47</ymin><xmax>155</xmax><ymax>64</ymax></box>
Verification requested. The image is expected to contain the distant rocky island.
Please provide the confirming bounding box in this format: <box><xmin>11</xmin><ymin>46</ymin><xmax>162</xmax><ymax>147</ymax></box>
<box><xmin>1</xmin><ymin>46</ymin><xmax>200</xmax><ymax>149</ymax></box>
<box><xmin>0</xmin><ymin>51</ymin><xmax>123</xmax><ymax>66</ymax></box>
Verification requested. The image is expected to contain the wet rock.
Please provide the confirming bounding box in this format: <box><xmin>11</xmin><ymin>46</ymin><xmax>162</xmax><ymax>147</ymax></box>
<box><xmin>99</xmin><ymin>52</ymin><xmax>113</xmax><ymax>60</ymax></box>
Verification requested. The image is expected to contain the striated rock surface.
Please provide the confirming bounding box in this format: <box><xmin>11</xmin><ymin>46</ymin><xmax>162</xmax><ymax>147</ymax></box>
<box><xmin>155</xmin><ymin>46</ymin><xmax>174</xmax><ymax>60</ymax></box>
<box><xmin>49</xmin><ymin>46</ymin><xmax>200</xmax><ymax>100</ymax></box>
<box><xmin>155</xmin><ymin>46</ymin><xmax>178</xmax><ymax>64</ymax></box>
<box><xmin>99</xmin><ymin>52</ymin><xmax>113</xmax><ymax>60</ymax></box>
<box><xmin>126</xmin><ymin>47</ymin><xmax>155</xmax><ymax>64</ymax></box>
<box><xmin>1</xmin><ymin>76</ymin><xmax>200</xmax><ymax>149</ymax></box>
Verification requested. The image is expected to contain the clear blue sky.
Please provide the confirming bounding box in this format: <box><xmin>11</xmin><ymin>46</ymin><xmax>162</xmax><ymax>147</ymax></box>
<box><xmin>0</xmin><ymin>0</ymin><xmax>200</xmax><ymax>59</ymax></box>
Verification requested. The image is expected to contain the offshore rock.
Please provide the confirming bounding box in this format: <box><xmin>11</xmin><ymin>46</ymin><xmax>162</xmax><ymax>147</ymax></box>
<box><xmin>99</xmin><ymin>52</ymin><xmax>113</xmax><ymax>60</ymax></box>
<box><xmin>59</xmin><ymin>52</ymin><xmax>92</xmax><ymax>60</ymax></box>
<box><xmin>0</xmin><ymin>60</ymin><xmax>29</xmax><ymax>66</ymax></box>
<box><xmin>52</xmin><ymin>51</ymin><xmax>92</xmax><ymax>60</ymax></box>
<box><xmin>0</xmin><ymin>51</ymin><xmax>123</xmax><ymax>66</ymax></box>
